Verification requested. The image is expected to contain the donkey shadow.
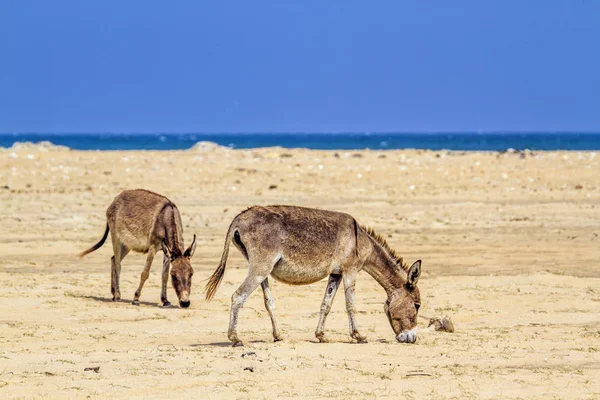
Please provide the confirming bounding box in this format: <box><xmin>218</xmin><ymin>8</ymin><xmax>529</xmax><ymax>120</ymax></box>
<box><xmin>190</xmin><ymin>342</ymin><xmax>232</xmax><ymax>348</ymax></box>
<box><xmin>74</xmin><ymin>294</ymin><xmax>177</xmax><ymax>308</ymax></box>
<box><xmin>191</xmin><ymin>339</ymin><xmax>270</xmax><ymax>348</ymax></box>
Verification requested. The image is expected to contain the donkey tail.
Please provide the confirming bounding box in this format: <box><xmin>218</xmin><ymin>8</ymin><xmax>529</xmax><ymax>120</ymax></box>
<box><xmin>78</xmin><ymin>224</ymin><xmax>109</xmax><ymax>258</ymax></box>
<box><xmin>205</xmin><ymin>221</ymin><xmax>237</xmax><ymax>301</ymax></box>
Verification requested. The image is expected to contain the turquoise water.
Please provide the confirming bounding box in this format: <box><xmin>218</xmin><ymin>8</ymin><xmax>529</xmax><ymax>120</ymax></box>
<box><xmin>1</xmin><ymin>132</ymin><xmax>599</xmax><ymax>151</ymax></box>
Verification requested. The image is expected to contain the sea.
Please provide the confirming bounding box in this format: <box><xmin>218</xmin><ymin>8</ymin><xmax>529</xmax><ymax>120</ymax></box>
<box><xmin>1</xmin><ymin>132</ymin><xmax>599</xmax><ymax>151</ymax></box>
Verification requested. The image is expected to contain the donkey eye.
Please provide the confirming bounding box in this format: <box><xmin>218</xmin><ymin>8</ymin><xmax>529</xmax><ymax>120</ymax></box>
<box><xmin>414</xmin><ymin>303</ymin><xmax>421</xmax><ymax>311</ymax></box>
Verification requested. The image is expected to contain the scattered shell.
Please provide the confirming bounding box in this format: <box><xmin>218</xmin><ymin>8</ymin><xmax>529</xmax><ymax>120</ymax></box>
<box><xmin>428</xmin><ymin>316</ymin><xmax>455</xmax><ymax>333</ymax></box>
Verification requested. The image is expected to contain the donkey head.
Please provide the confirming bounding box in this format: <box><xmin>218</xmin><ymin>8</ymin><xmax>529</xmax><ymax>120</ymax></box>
<box><xmin>384</xmin><ymin>260</ymin><xmax>422</xmax><ymax>343</ymax></box>
<box><xmin>162</xmin><ymin>235</ymin><xmax>197</xmax><ymax>308</ymax></box>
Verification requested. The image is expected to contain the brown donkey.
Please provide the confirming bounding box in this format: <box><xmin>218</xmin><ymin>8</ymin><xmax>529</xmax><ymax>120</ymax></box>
<box><xmin>79</xmin><ymin>189</ymin><xmax>197</xmax><ymax>308</ymax></box>
<box><xmin>205</xmin><ymin>205</ymin><xmax>422</xmax><ymax>346</ymax></box>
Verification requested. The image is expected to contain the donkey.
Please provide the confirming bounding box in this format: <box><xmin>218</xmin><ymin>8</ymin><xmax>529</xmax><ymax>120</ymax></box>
<box><xmin>205</xmin><ymin>205</ymin><xmax>422</xmax><ymax>346</ymax></box>
<box><xmin>79</xmin><ymin>189</ymin><xmax>197</xmax><ymax>308</ymax></box>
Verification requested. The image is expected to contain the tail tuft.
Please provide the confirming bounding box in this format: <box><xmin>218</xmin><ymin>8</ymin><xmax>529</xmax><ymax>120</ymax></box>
<box><xmin>205</xmin><ymin>261</ymin><xmax>226</xmax><ymax>301</ymax></box>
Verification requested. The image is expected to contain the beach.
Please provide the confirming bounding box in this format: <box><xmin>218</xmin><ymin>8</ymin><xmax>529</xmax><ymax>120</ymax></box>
<box><xmin>1</xmin><ymin>144</ymin><xmax>599</xmax><ymax>399</ymax></box>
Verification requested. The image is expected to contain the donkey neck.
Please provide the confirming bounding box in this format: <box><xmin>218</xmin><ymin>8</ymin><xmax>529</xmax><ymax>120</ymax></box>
<box><xmin>163</xmin><ymin>203</ymin><xmax>185</xmax><ymax>256</ymax></box>
<box><xmin>362</xmin><ymin>239</ymin><xmax>407</xmax><ymax>296</ymax></box>
<box><xmin>165</xmin><ymin>233</ymin><xmax>184</xmax><ymax>256</ymax></box>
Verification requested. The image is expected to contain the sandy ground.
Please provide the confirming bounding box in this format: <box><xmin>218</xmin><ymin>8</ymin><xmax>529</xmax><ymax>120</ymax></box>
<box><xmin>0</xmin><ymin>143</ymin><xmax>599</xmax><ymax>399</ymax></box>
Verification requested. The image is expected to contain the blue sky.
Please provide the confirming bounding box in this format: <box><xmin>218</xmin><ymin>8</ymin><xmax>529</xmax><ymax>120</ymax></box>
<box><xmin>1</xmin><ymin>1</ymin><xmax>599</xmax><ymax>133</ymax></box>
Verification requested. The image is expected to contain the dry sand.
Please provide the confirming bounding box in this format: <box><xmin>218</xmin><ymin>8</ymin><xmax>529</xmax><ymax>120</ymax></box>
<box><xmin>0</xmin><ymin>145</ymin><xmax>599</xmax><ymax>399</ymax></box>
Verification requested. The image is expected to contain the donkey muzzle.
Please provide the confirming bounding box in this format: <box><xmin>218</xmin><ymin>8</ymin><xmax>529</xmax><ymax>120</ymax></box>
<box><xmin>179</xmin><ymin>300</ymin><xmax>190</xmax><ymax>308</ymax></box>
<box><xmin>397</xmin><ymin>328</ymin><xmax>418</xmax><ymax>344</ymax></box>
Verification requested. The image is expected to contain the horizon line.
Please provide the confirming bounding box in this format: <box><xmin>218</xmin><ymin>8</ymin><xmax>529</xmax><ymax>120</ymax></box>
<box><xmin>2</xmin><ymin>131</ymin><xmax>600</xmax><ymax>135</ymax></box>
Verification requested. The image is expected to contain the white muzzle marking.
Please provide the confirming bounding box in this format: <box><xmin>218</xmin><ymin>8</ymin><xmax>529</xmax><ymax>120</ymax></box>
<box><xmin>397</xmin><ymin>328</ymin><xmax>418</xmax><ymax>343</ymax></box>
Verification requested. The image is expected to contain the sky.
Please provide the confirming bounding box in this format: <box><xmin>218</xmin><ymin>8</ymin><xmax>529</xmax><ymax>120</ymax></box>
<box><xmin>1</xmin><ymin>1</ymin><xmax>599</xmax><ymax>133</ymax></box>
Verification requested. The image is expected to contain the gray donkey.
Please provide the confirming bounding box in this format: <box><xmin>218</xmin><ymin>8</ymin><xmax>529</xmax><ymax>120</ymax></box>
<box><xmin>79</xmin><ymin>189</ymin><xmax>197</xmax><ymax>308</ymax></box>
<box><xmin>206</xmin><ymin>205</ymin><xmax>422</xmax><ymax>346</ymax></box>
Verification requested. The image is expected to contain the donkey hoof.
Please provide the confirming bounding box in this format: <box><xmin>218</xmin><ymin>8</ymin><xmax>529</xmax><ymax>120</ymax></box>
<box><xmin>162</xmin><ymin>301</ymin><xmax>171</xmax><ymax>307</ymax></box>
<box><xmin>316</xmin><ymin>335</ymin><xmax>329</xmax><ymax>343</ymax></box>
<box><xmin>274</xmin><ymin>337</ymin><xmax>283</xmax><ymax>343</ymax></box>
<box><xmin>232</xmin><ymin>341</ymin><xmax>244</xmax><ymax>348</ymax></box>
<box><xmin>132</xmin><ymin>300</ymin><xmax>140</xmax><ymax>306</ymax></box>
<box><xmin>357</xmin><ymin>338</ymin><xmax>368</xmax><ymax>344</ymax></box>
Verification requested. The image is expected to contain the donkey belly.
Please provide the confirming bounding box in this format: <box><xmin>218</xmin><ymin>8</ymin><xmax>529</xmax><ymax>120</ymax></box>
<box><xmin>113</xmin><ymin>225</ymin><xmax>152</xmax><ymax>253</ymax></box>
<box><xmin>121</xmin><ymin>234</ymin><xmax>151</xmax><ymax>253</ymax></box>
<box><xmin>270</xmin><ymin>258</ymin><xmax>335</xmax><ymax>285</ymax></box>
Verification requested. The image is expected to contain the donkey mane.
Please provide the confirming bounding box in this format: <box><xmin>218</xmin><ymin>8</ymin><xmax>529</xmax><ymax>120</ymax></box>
<box><xmin>360</xmin><ymin>225</ymin><xmax>408</xmax><ymax>272</ymax></box>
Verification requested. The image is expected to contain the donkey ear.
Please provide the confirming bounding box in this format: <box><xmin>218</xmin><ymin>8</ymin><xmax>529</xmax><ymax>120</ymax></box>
<box><xmin>161</xmin><ymin>240</ymin><xmax>171</xmax><ymax>258</ymax></box>
<box><xmin>184</xmin><ymin>234</ymin><xmax>197</xmax><ymax>258</ymax></box>
<box><xmin>407</xmin><ymin>260</ymin><xmax>421</xmax><ymax>287</ymax></box>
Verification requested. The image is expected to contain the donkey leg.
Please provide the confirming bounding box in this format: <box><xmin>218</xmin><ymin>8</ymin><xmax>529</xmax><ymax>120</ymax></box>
<box><xmin>228</xmin><ymin>271</ymin><xmax>269</xmax><ymax>347</ymax></box>
<box><xmin>110</xmin><ymin>255</ymin><xmax>119</xmax><ymax>301</ymax></box>
<box><xmin>110</xmin><ymin>243</ymin><xmax>129</xmax><ymax>301</ymax></box>
<box><xmin>133</xmin><ymin>248</ymin><xmax>155</xmax><ymax>305</ymax></box>
<box><xmin>110</xmin><ymin>234</ymin><xmax>129</xmax><ymax>301</ymax></box>
<box><xmin>160</xmin><ymin>254</ymin><xmax>171</xmax><ymax>307</ymax></box>
<box><xmin>261</xmin><ymin>278</ymin><xmax>282</xmax><ymax>342</ymax></box>
<box><xmin>117</xmin><ymin>245</ymin><xmax>129</xmax><ymax>289</ymax></box>
<box><xmin>315</xmin><ymin>274</ymin><xmax>342</xmax><ymax>343</ymax></box>
<box><xmin>110</xmin><ymin>240</ymin><xmax>121</xmax><ymax>301</ymax></box>
<box><xmin>343</xmin><ymin>274</ymin><xmax>367</xmax><ymax>343</ymax></box>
